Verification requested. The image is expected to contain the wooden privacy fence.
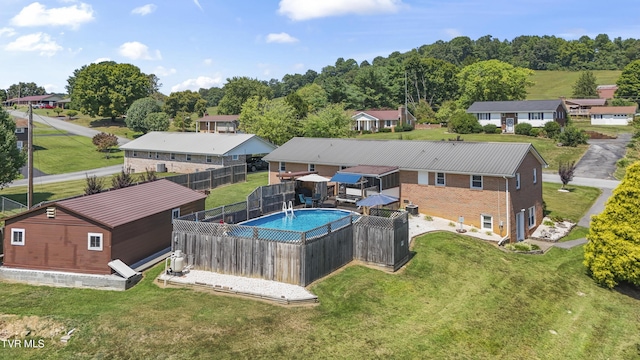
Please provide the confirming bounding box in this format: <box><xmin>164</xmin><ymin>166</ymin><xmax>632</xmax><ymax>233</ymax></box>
<box><xmin>164</xmin><ymin>164</ymin><xmax>246</xmax><ymax>191</ymax></box>
<box><xmin>172</xmin><ymin>209</ymin><xmax>409</xmax><ymax>286</ymax></box>
<box><xmin>247</xmin><ymin>182</ymin><xmax>296</xmax><ymax>219</ymax></box>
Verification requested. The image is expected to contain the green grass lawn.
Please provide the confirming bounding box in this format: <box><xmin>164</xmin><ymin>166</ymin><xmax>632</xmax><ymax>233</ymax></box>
<box><xmin>1</xmin><ymin>232</ymin><xmax>638</xmax><ymax>359</ymax></box>
<box><xmin>542</xmin><ymin>182</ymin><xmax>601</xmax><ymax>223</ymax></box>
<box><xmin>359</xmin><ymin>128</ymin><xmax>588</xmax><ymax>172</ymax></box>
<box><xmin>32</xmin><ymin>135</ymin><xmax>123</xmax><ymax>174</ymax></box>
<box><xmin>206</xmin><ymin>172</ymin><xmax>268</xmax><ymax>208</ymax></box>
<box><xmin>527</xmin><ymin>70</ymin><xmax>621</xmax><ymax>100</ymax></box>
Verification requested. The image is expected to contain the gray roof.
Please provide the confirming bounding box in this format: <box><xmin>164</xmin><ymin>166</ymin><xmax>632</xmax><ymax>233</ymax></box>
<box><xmin>263</xmin><ymin>138</ymin><xmax>547</xmax><ymax>177</ymax></box>
<box><xmin>120</xmin><ymin>132</ymin><xmax>276</xmax><ymax>156</ymax></box>
<box><xmin>467</xmin><ymin>100</ymin><xmax>563</xmax><ymax>113</ymax></box>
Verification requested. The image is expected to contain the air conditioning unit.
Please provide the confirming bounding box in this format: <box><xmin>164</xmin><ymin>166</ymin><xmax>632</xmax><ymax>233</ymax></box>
<box><xmin>156</xmin><ymin>163</ymin><xmax>166</xmax><ymax>172</ymax></box>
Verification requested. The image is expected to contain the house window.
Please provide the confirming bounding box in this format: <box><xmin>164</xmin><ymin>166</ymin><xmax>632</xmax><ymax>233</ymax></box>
<box><xmin>308</xmin><ymin>164</ymin><xmax>316</xmax><ymax>172</ymax></box>
<box><xmin>385</xmin><ymin>120</ymin><xmax>392</xmax><ymax>127</ymax></box>
<box><xmin>172</xmin><ymin>208</ymin><xmax>180</xmax><ymax>220</ymax></box>
<box><xmin>11</xmin><ymin>228</ymin><xmax>25</xmax><ymax>246</ymax></box>
<box><xmin>516</xmin><ymin>173</ymin><xmax>521</xmax><ymax>190</ymax></box>
<box><xmin>528</xmin><ymin>206</ymin><xmax>536</xmax><ymax>228</ymax></box>
<box><xmin>470</xmin><ymin>175</ymin><xmax>482</xmax><ymax>189</ymax></box>
<box><xmin>148</xmin><ymin>151</ymin><xmax>152</xmax><ymax>158</ymax></box>
<box><xmin>132</xmin><ymin>150</ymin><xmax>138</xmax><ymax>157</ymax></box>
<box><xmin>155</xmin><ymin>152</ymin><xmax>159</xmax><ymax>159</ymax></box>
<box><xmin>17</xmin><ymin>141</ymin><xmax>23</xmax><ymax>150</ymax></box>
<box><xmin>436</xmin><ymin>172</ymin><xmax>445</xmax><ymax>186</ymax></box>
<box><xmin>528</xmin><ymin>112</ymin><xmax>543</xmax><ymax>120</ymax></box>
<box><xmin>88</xmin><ymin>233</ymin><xmax>103</xmax><ymax>251</ymax></box>
<box><xmin>232</xmin><ymin>155</ymin><xmax>239</xmax><ymax>161</ymax></box>
<box><xmin>206</xmin><ymin>155</ymin><xmax>212</xmax><ymax>163</ymax></box>
<box><xmin>186</xmin><ymin>154</ymin><xmax>191</xmax><ymax>161</ymax></box>
<box><xmin>477</xmin><ymin>113</ymin><xmax>491</xmax><ymax>120</ymax></box>
<box><xmin>170</xmin><ymin>153</ymin><xmax>175</xmax><ymax>160</ymax></box>
<box><xmin>15</xmin><ymin>127</ymin><xmax>25</xmax><ymax>134</ymax></box>
<box><xmin>481</xmin><ymin>215</ymin><xmax>493</xmax><ymax>231</ymax></box>
<box><xmin>418</xmin><ymin>171</ymin><xmax>428</xmax><ymax>185</ymax></box>
<box><xmin>533</xmin><ymin>168</ymin><xmax>537</xmax><ymax>184</ymax></box>
<box><xmin>279</xmin><ymin>162</ymin><xmax>286</xmax><ymax>172</ymax></box>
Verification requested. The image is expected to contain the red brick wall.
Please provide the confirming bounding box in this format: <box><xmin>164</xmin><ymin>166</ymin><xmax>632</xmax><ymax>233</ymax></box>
<box><xmin>508</xmin><ymin>152</ymin><xmax>544</xmax><ymax>241</ymax></box>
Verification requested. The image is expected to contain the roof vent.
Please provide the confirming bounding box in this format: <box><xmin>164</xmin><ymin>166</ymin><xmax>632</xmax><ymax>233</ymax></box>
<box><xmin>46</xmin><ymin>207</ymin><xmax>56</xmax><ymax>218</ymax></box>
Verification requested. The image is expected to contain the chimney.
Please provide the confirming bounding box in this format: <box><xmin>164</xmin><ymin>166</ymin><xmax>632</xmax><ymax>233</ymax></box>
<box><xmin>399</xmin><ymin>105</ymin><xmax>406</xmax><ymax>126</ymax></box>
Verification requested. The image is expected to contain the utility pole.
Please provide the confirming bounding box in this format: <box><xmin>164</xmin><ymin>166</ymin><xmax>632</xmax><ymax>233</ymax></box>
<box><xmin>404</xmin><ymin>71</ymin><xmax>408</xmax><ymax>127</ymax></box>
<box><xmin>27</xmin><ymin>104</ymin><xmax>33</xmax><ymax>208</ymax></box>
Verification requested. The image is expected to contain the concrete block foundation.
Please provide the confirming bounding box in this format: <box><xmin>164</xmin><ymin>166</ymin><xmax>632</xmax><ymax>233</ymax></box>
<box><xmin>0</xmin><ymin>267</ymin><xmax>142</xmax><ymax>291</ymax></box>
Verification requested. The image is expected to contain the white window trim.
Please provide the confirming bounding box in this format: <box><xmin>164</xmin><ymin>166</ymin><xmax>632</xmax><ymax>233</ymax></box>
<box><xmin>155</xmin><ymin>152</ymin><xmax>159</xmax><ymax>159</ymax></box>
<box><xmin>481</xmin><ymin>215</ymin><xmax>493</xmax><ymax>231</ymax></box>
<box><xmin>17</xmin><ymin>141</ymin><xmax>24</xmax><ymax>150</ymax></box>
<box><xmin>170</xmin><ymin>153</ymin><xmax>175</xmax><ymax>160</ymax></box>
<box><xmin>172</xmin><ymin>208</ymin><xmax>180</xmax><ymax>219</ymax></box>
<box><xmin>279</xmin><ymin>162</ymin><xmax>286</xmax><ymax>172</ymax></box>
<box><xmin>87</xmin><ymin>232</ymin><xmax>103</xmax><ymax>251</ymax></box>
<box><xmin>206</xmin><ymin>155</ymin><xmax>212</xmax><ymax>163</ymax></box>
<box><xmin>533</xmin><ymin>168</ymin><xmax>537</xmax><ymax>184</ymax></box>
<box><xmin>15</xmin><ymin>128</ymin><xmax>25</xmax><ymax>134</ymax></box>
<box><xmin>470</xmin><ymin>175</ymin><xmax>483</xmax><ymax>190</ymax></box>
<box><xmin>186</xmin><ymin>154</ymin><xmax>192</xmax><ymax>161</ymax></box>
<box><xmin>11</xmin><ymin>228</ymin><xmax>25</xmax><ymax>246</ymax></box>
<box><xmin>132</xmin><ymin>150</ymin><xmax>138</xmax><ymax>157</ymax></box>
<box><xmin>436</xmin><ymin>172</ymin><xmax>445</xmax><ymax>186</ymax></box>
<box><xmin>516</xmin><ymin>173</ymin><xmax>521</xmax><ymax>190</ymax></box>
<box><xmin>232</xmin><ymin>154</ymin><xmax>239</xmax><ymax>161</ymax></box>
<box><xmin>308</xmin><ymin>163</ymin><xmax>315</xmax><ymax>172</ymax></box>
<box><xmin>528</xmin><ymin>206</ymin><xmax>536</xmax><ymax>228</ymax></box>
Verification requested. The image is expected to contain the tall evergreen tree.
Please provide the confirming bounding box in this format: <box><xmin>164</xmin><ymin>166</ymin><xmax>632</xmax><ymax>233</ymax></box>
<box><xmin>572</xmin><ymin>71</ymin><xmax>598</xmax><ymax>98</ymax></box>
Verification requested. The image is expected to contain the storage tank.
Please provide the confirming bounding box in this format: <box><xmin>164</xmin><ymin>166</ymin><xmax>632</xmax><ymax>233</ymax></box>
<box><xmin>170</xmin><ymin>250</ymin><xmax>185</xmax><ymax>274</ymax></box>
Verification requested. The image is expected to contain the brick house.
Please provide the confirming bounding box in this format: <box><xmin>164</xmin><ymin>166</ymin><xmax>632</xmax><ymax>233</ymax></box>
<box><xmin>563</xmin><ymin>98</ymin><xmax>607</xmax><ymax>117</ymax></box>
<box><xmin>263</xmin><ymin>138</ymin><xmax>547</xmax><ymax>243</ymax></box>
<box><xmin>119</xmin><ymin>132</ymin><xmax>277</xmax><ymax>174</ymax></box>
<box><xmin>467</xmin><ymin>100</ymin><xmax>567</xmax><ymax>133</ymax></box>
<box><xmin>352</xmin><ymin>106</ymin><xmax>415</xmax><ymax>132</ymax></box>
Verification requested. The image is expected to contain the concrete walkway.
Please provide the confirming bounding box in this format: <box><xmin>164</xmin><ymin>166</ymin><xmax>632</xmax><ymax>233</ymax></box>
<box><xmin>7</xmin><ymin>165</ymin><xmax>124</xmax><ymax>188</ymax></box>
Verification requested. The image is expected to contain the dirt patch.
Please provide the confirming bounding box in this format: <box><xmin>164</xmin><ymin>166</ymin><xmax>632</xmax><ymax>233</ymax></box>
<box><xmin>0</xmin><ymin>314</ymin><xmax>67</xmax><ymax>340</ymax></box>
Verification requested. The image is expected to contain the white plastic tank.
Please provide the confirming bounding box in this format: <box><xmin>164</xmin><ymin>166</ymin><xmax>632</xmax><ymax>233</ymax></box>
<box><xmin>171</xmin><ymin>250</ymin><xmax>185</xmax><ymax>273</ymax></box>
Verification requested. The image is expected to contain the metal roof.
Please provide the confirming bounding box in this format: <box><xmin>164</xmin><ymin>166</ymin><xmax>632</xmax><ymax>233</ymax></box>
<box><xmin>339</xmin><ymin>165</ymin><xmax>399</xmax><ymax>176</ymax></box>
<box><xmin>263</xmin><ymin>138</ymin><xmax>547</xmax><ymax>177</ymax></box>
<box><xmin>14</xmin><ymin>118</ymin><xmax>27</xmax><ymax>128</ymax></box>
<box><xmin>119</xmin><ymin>131</ymin><xmax>276</xmax><ymax>156</ymax></box>
<box><xmin>196</xmin><ymin>115</ymin><xmax>240</xmax><ymax>122</ymax></box>
<box><xmin>589</xmin><ymin>106</ymin><xmax>637</xmax><ymax>115</ymax></box>
<box><xmin>467</xmin><ymin>100</ymin><xmax>563</xmax><ymax>113</ymax></box>
<box><xmin>55</xmin><ymin>179</ymin><xmax>206</xmax><ymax>228</ymax></box>
<box><xmin>564</xmin><ymin>99</ymin><xmax>607</xmax><ymax>106</ymax></box>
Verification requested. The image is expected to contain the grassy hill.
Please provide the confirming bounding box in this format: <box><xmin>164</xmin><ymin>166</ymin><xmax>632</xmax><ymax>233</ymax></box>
<box><xmin>527</xmin><ymin>70</ymin><xmax>621</xmax><ymax>100</ymax></box>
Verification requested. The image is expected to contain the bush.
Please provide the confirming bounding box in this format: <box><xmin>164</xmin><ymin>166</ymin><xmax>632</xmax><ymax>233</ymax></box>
<box><xmin>66</xmin><ymin>110</ymin><xmax>78</xmax><ymax>119</ymax></box>
<box><xmin>529</xmin><ymin>128</ymin><xmax>541</xmax><ymax>137</ymax></box>
<box><xmin>495</xmin><ymin>127</ymin><xmax>502</xmax><ymax>134</ymax></box>
<box><xmin>557</xmin><ymin>126</ymin><xmax>588</xmax><ymax>147</ymax></box>
<box><xmin>378</xmin><ymin>128</ymin><xmax>391</xmax><ymax>133</ymax></box>
<box><xmin>505</xmin><ymin>242</ymin><xmax>541</xmax><ymax>252</ymax></box>
<box><xmin>394</xmin><ymin>126</ymin><xmax>404</xmax><ymax>133</ymax></box>
<box><xmin>448</xmin><ymin>112</ymin><xmax>482</xmax><ymax>134</ymax></box>
<box><xmin>483</xmin><ymin>124</ymin><xmax>498</xmax><ymax>134</ymax></box>
<box><xmin>544</xmin><ymin>121</ymin><xmax>561</xmax><ymax>139</ymax></box>
<box><xmin>402</xmin><ymin>123</ymin><xmax>414</xmax><ymax>132</ymax></box>
<box><xmin>515</xmin><ymin>123</ymin><xmax>532</xmax><ymax>135</ymax></box>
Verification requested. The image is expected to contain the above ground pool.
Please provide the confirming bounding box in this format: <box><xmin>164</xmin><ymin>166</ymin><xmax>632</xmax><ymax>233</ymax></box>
<box><xmin>240</xmin><ymin>208</ymin><xmax>354</xmax><ymax>232</ymax></box>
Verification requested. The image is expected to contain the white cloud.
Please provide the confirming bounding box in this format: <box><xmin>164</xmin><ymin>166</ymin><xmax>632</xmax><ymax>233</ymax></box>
<box><xmin>118</xmin><ymin>41</ymin><xmax>162</xmax><ymax>60</ymax></box>
<box><xmin>278</xmin><ymin>0</ymin><xmax>402</xmax><ymax>21</ymax></box>
<box><xmin>5</xmin><ymin>32</ymin><xmax>62</xmax><ymax>56</ymax></box>
<box><xmin>92</xmin><ymin>57</ymin><xmax>111</xmax><ymax>63</ymax></box>
<box><xmin>266</xmin><ymin>32</ymin><xmax>299</xmax><ymax>43</ymax></box>
<box><xmin>193</xmin><ymin>0</ymin><xmax>203</xmax><ymax>11</ymax></box>
<box><xmin>293</xmin><ymin>63</ymin><xmax>304</xmax><ymax>70</ymax></box>
<box><xmin>0</xmin><ymin>27</ymin><xmax>17</xmax><ymax>37</ymax></box>
<box><xmin>443</xmin><ymin>28</ymin><xmax>462</xmax><ymax>39</ymax></box>
<box><xmin>10</xmin><ymin>2</ymin><xmax>95</xmax><ymax>30</ymax></box>
<box><xmin>171</xmin><ymin>75</ymin><xmax>223</xmax><ymax>92</ymax></box>
<box><xmin>153</xmin><ymin>66</ymin><xmax>177</xmax><ymax>77</ymax></box>
<box><xmin>43</xmin><ymin>83</ymin><xmax>60</xmax><ymax>93</ymax></box>
<box><xmin>132</xmin><ymin>4</ymin><xmax>157</xmax><ymax>16</ymax></box>
<box><xmin>203</xmin><ymin>58</ymin><xmax>213</xmax><ymax>65</ymax></box>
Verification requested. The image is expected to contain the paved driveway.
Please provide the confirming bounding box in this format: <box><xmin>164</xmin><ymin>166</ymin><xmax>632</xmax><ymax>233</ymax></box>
<box><xmin>573</xmin><ymin>133</ymin><xmax>631</xmax><ymax>180</ymax></box>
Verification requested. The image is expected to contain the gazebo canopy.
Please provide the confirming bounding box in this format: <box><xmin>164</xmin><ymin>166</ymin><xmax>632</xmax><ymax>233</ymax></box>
<box><xmin>296</xmin><ymin>174</ymin><xmax>331</xmax><ymax>182</ymax></box>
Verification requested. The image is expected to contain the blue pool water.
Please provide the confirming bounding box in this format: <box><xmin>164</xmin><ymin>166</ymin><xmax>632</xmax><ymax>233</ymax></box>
<box><xmin>240</xmin><ymin>209</ymin><xmax>354</xmax><ymax>232</ymax></box>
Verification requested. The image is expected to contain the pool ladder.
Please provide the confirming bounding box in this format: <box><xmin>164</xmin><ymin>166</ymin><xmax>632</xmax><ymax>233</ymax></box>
<box><xmin>282</xmin><ymin>201</ymin><xmax>295</xmax><ymax>219</ymax></box>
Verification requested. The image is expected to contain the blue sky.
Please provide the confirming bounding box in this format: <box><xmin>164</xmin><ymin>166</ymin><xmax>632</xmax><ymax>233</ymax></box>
<box><xmin>1</xmin><ymin>0</ymin><xmax>639</xmax><ymax>95</ymax></box>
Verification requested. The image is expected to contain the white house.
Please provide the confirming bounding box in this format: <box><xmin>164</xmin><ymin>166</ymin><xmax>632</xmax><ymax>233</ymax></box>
<box><xmin>352</xmin><ymin>106</ymin><xmax>415</xmax><ymax>132</ymax></box>
<box><xmin>466</xmin><ymin>100</ymin><xmax>567</xmax><ymax>133</ymax></box>
<box><xmin>590</xmin><ymin>106</ymin><xmax>637</xmax><ymax>125</ymax></box>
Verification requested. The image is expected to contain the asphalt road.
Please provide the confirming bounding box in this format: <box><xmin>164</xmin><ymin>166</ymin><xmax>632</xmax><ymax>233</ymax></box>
<box><xmin>573</xmin><ymin>133</ymin><xmax>631</xmax><ymax>180</ymax></box>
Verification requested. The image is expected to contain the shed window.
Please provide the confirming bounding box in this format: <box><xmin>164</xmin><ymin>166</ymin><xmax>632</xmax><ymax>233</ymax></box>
<box><xmin>88</xmin><ymin>233</ymin><xmax>103</xmax><ymax>251</ymax></box>
<box><xmin>471</xmin><ymin>175</ymin><xmax>483</xmax><ymax>189</ymax></box>
<box><xmin>436</xmin><ymin>172</ymin><xmax>445</xmax><ymax>186</ymax></box>
<box><xmin>11</xmin><ymin>228</ymin><xmax>25</xmax><ymax>246</ymax></box>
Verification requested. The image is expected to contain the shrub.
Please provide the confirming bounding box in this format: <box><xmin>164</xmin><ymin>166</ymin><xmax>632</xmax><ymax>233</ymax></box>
<box><xmin>448</xmin><ymin>222</ymin><xmax>456</xmax><ymax>227</ymax></box>
<box><xmin>483</xmin><ymin>124</ymin><xmax>498</xmax><ymax>134</ymax></box>
<box><xmin>495</xmin><ymin>128</ymin><xmax>502</xmax><ymax>134</ymax></box>
<box><xmin>543</xmin><ymin>220</ymin><xmax>555</xmax><ymax>227</ymax></box>
<box><xmin>401</xmin><ymin>124</ymin><xmax>414</xmax><ymax>132</ymax></box>
<box><xmin>423</xmin><ymin>215</ymin><xmax>433</xmax><ymax>221</ymax></box>
<box><xmin>529</xmin><ymin>128</ymin><xmax>541</xmax><ymax>137</ymax></box>
<box><xmin>448</xmin><ymin>112</ymin><xmax>482</xmax><ymax>134</ymax></box>
<box><xmin>360</xmin><ymin>130</ymin><xmax>372</xmax><ymax>135</ymax></box>
<box><xmin>505</xmin><ymin>242</ymin><xmax>540</xmax><ymax>252</ymax></box>
<box><xmin>66</xmin><ymin>110</ymin><xmax>78</xmax><ymax>119</ymax></box>
<box><xmin>515</xmin><ymin>123</ymin><xmax>532</xmax><ymax>135</ymax></box>
<box><xmin>557</xmin><ymin>126</ymin><xmax>588</xmax><ymax>147</ymax></box>
<box><xmin>379</xmin><ymin>128</ymin><xmax>391</xmax><ymax>133</ymax></box>
<box><xmin>544</xmin><ymin>121</ymin><xmax>561</xmax><ymax>138</ymax></box>
<box><xmin>394</xmin><ymin>126</ymin><xmax>404</xmax><ymax>133</ymax></box>
<box><xmin>558</xmin><ymin>161</ymin><xmax>577</xmax><ymax>189</ymax></box>
<box><xmin>92</xmin><ymin>132</ymin><xmax>118</xmax><ymax>157</ymax></box>
<box><xmin>485</xmin><ymin>231</ymin><xmax>493</xmax><ymax>236</ymax></box>
<box><xmin>470</xmin><ymin>227</ymin><xmax>478</xmax><ymax>232</ymax></box>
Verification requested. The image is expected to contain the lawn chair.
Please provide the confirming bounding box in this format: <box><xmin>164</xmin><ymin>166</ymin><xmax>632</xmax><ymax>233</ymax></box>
<box><xmin>312</xmin><ymin>193</ymin><xmax>322</xmax><ymax>207</ymax></box>
<box><xmin>298</xmin><ymin>194</ymin><xmax>313</xmax><ymax>208</ymax></box>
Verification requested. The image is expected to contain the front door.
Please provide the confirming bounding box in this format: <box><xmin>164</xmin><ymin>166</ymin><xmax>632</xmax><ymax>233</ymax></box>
<box><xmin>516</xmin><ymin>212</ymin><xmax>525</xmax><ymax>241</ymax></box>
<box><xmin>506</xmin><ymin>118</ymin><xmax>514</xmax><ymax>133</ymax></box>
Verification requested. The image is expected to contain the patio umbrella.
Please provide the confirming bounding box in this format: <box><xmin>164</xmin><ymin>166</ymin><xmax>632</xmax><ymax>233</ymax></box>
<box><xmin>356</xmin><ymin>194</ymin><xmax>399</xmax><ymax>207</ymax></box>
